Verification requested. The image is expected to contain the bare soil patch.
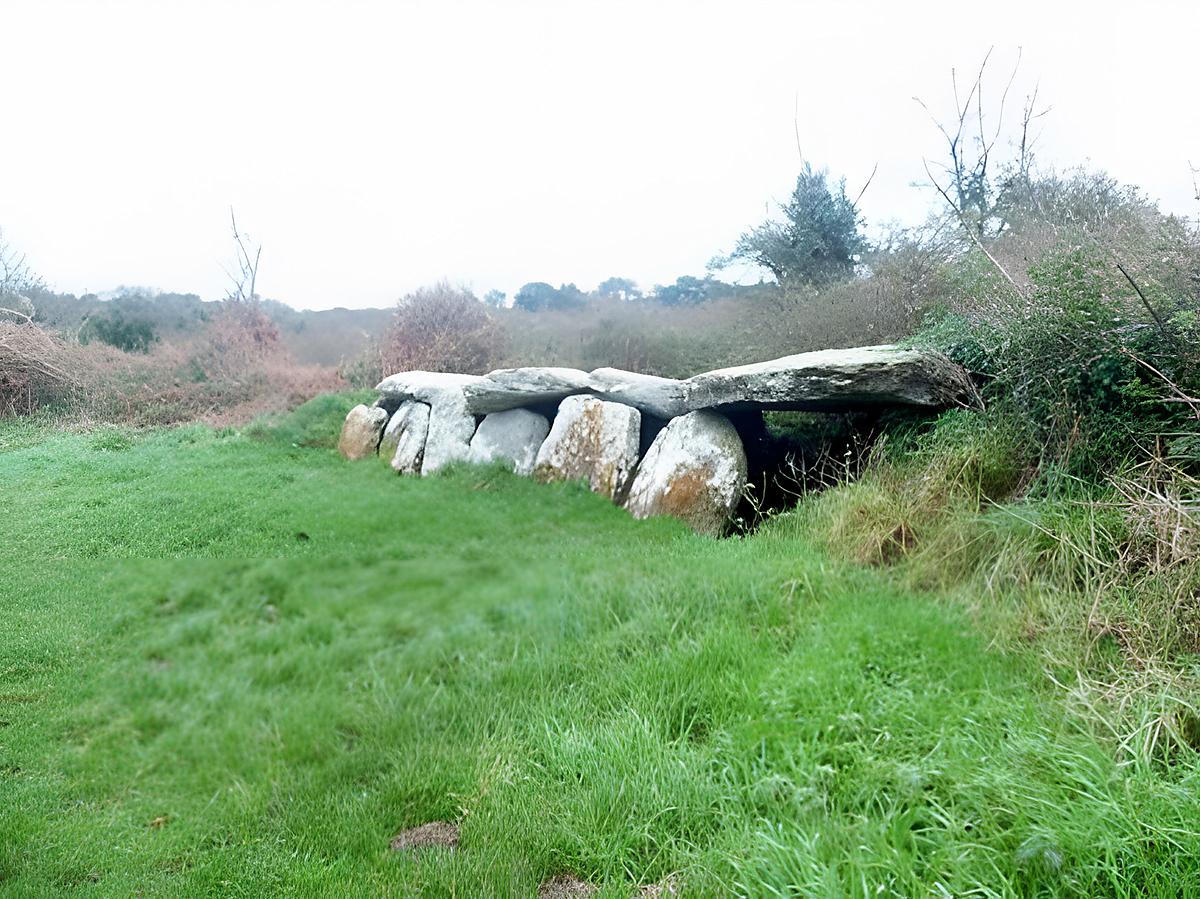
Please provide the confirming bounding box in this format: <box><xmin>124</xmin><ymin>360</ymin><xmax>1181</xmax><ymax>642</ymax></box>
<box><xmin>537</xmin><ymin>873</ymin><xmax>598</xmax><ymax>898</ymax></box>
<box><xmin>388</xmin><ymin>820</ymin><xmax>459</xmax><ymax>852</ymax></box>
<box><xmin>638</xmin><ymin>875</ymin><xmax>682</xmax><ymax>897</ymax></box>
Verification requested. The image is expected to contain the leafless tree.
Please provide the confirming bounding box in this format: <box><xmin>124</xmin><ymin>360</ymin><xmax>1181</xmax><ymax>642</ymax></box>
<box><xmin>914</xmin><ymin>49</ymin><xmax>1050</xmax><ymax>294</ymax></box>
<box><xmin>224</xmin><ymin>208</ymin><xmax>262</xmax><ymax>305</ymax></box>
<box><xmin>207</xmin><ymin>209</ymin><xmax>280</xmax><ymax>370</ymax></box>
<box><xmin>0</xmin><ymin>228</ymin><xmax>43</xmax><ymax>322</ymax></box>
<box><xmin>915</xmin><ymin>49</ymin><xmax>1048</xmax><ymax>240</ymax></box>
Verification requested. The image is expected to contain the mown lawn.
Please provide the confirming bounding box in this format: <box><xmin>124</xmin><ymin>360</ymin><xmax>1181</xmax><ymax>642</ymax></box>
<box><xmin>2</xmin><ymin>412</ymin><xmax>1199</xmax><ymax>897</ymax></box>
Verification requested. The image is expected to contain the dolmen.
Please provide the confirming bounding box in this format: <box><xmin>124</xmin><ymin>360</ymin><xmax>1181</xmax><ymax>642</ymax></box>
<box><xmin>338</xmin><ymin>344</ymin><xmax>978</xmax><ymax>535</ymax></box>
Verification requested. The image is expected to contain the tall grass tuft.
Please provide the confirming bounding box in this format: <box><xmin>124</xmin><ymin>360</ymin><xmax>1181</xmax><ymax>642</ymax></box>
<box><xmin>790</xmin><ymin>408</ymin><xmax>1200</xmax><ymax>762</ymax></box>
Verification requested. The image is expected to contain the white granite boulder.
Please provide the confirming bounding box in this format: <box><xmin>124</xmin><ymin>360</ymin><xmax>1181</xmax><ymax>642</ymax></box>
<box><xmin>337</xmin><ymin>404</ymin><xmax>389</xmax><ymax>460</ymax></box>
<box><xmin>533</xmin><ymin>396</ymin><xmax>641</xmax><ymax>499</ymax></box>
<box><xmin>624</xmin><ymin>411</ymin><xmax>748</xmax><ymax>535</ymax></box>
<box><xmin>467</xmin><ymin>408</ymin><xmax>550</xmax><ymax>475</ymax></box>
<box><xmin>375</xmin><ymin>371</ymin><xmax>482</xmax><ymax>475</ymax></box>
<box><xmin>381</xmin><ymin>401</ymin><xmax>431</xmax><ymax>474</ymax></box>
<box><xmin>422</xmin><ymin>396</ymin><xmax>478</xmax><ymax>474</ymax></box>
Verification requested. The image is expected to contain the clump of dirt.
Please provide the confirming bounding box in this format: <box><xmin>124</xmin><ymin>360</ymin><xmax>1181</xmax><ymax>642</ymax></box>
<box><xmin>389</xmin><ymin>820</ymin><xmax>459</xmax><ymax>852</ymax></box>
<box><xmin>639</xmin><ymin>874</ymin><xmax>683</xmax><ymax>897</ymax></box>
<box><xmin>537</xmin><ymin>873</ymin><xmax>598</xmax><ymax>898</ymax></box>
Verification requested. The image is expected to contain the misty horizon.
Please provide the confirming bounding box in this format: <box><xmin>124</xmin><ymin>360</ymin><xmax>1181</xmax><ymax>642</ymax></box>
<box><xmin>5</xmin><ymin>0</ymin><xmax>1198</xmax><ymax>311</ymax></box>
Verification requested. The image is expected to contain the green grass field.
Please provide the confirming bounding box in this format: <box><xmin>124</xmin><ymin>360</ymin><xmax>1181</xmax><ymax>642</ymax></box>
<box><xmin>3</xmin><ymin>406</ymin><xmax>1199</xmax><ymax>897</ymax></box>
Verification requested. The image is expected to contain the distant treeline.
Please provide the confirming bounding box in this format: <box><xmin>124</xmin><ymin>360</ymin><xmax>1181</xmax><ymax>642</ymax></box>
<box><xmin>26</xmin><ymin>287</ymin><xmax>389</xmax><ymax>367</ymax></box>
<box><xmin>490</xmin><ymin>275</ymin><xmax>769</xmax><ymax>311</ymax></box>
<box><xmin>24</xmin><ymin>274</ymin><xmax>775</xmax><ymax>369</ymax></box>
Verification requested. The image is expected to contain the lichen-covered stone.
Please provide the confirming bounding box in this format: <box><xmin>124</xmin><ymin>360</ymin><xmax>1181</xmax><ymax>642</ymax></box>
<box><xmin>533</xmin><ymin>396</ymin><xmax>640</xmax><ymax>499</ymax></box>
<box><xmin>588</xmin><ymin>368</ymin><xmax>689</xmax><ymax>419</ymax></box>
<box><xmin>422</xmin><ymin>395</ymin><xmax>478</xmax><ymax>475</ymax></box>
<box><xmin>463</xmin><ymin>367</ymin><xmax>591</xmax><ymax>414</ymax></box>
<box><xmin>375</xmin><ymin>370</ymin><xmax>487</xmax><ymax>403</ymax></box>
<box><xmin>468</xmin><ymin>408</ymin><xmax>550</xmax><ymax>475</ymax></box>
<box><xmin>624</xmin><ymin>411</ymin><xmax>747</xmax><ymax>535</ymax></box>
<box><xmin>337</xmin><ymin>404</ymin><xmax>388</xmax><ymax>460</ymax></box>
<box><xmin>375</xmin><ymin>371</ymin><xmax>481</xmax><ymax>474</ymax></box>
<box><xmin>683</xmin><ymin>345</ymin><xmax>979</xmax><ymax>412</ymax></box>
<box><xmin>381</xmin><ymin>401</ymin><xmax>431</xmax><ymax>474</ymax></box>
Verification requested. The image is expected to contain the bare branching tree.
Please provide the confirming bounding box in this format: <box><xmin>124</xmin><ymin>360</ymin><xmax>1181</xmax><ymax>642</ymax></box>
<box><xmin>208</xmin><ymin>209</ymin><xmax>279</xmax><ymax>370</ymax></box>
<box><xmin>914</xmin><ymin>49</ymin><xmax>1051</xmax><ymax>295</ymax></box>
<box><xmin>915</xmin><ymin>49</ymin><xmax>1049</xmax><ymax>240</ymax></box>
<box><xmin>224</xmin><ymin>208</ymin><xmax>262</xmax><ymax>305</ymax></box>
<box><xmin>0</xmin><ymin>229</ymin><xmax>78</xmax><ymax>414</ymax></box>
<box><xmin>0</xmin><ymin>228</ymin><xmax>44</xmax><ymax>322</ymax></box>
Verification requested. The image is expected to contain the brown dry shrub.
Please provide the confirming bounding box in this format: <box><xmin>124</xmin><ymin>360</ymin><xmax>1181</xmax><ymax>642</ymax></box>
<box><xmin>193</xmin><ymin>299</ymin><xmax>283</xmax><ymax>380</ymax></box>
<box><xmin>2</xmin><ymin>300</ymin><xmax>342</xmax><ymax>426</ymax></box>
<box><xmin>0</xmin><ymin>320</ymin><xmax>83</xmax><ymax>414</ymax></box>
<box><xmin>362</xmin><ymin>282</ymin><xmax>503</xmax><ymax>383</ymax></box>
<box><xmin>497</xmin><ymin>272</ymin><xmax>923</xmax><ymax>379</ymax></box>
<box><xmin>112</xmin><ymin>305</ymin><xmax>341</xmax><ymax>426</ymax></box>
<box><xmin>97</xmin><ymin>348</ymin><xmax>343</xmax><ymax>427</ymax></box>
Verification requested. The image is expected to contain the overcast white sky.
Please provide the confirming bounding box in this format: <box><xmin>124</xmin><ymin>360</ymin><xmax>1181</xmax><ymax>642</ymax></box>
<box><xmin>4</xmin><ymin>0</ymin><xmax>1198</xmax><ymax>310</ymax></box>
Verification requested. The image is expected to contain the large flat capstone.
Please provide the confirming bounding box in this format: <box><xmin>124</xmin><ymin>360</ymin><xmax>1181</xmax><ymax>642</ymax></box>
<box><xmin>624</xmin><ymin>411</ymin><xmax>748</xmax><ymax>535</ymax></box>
<box><xmin>462</xmin><ymin>367</ymin><xmax>592</xmax><ymax>414</ymax></box>
<box><xmin>376</xmin><ymin>370</ymin><xmax>487</xmax><ymax>402</ymax></box>
<box><xmin>441</xmin><ymin>346</ymin><xmax>975</xmax><ymax>419</ymax></box>
<box><xmin>533</xmin><ymin>395</ymin><xmax>641</xmax><ymax>499</ymax></box>
<box><xmin>683</xmin><ymin>345</ymin><xmax>978</xmax><ymax>412</ymax></box>
<box><xmin>588</xmin><ymin>368</ymin><xmax>689</xmax><ymax>419</ymax></box>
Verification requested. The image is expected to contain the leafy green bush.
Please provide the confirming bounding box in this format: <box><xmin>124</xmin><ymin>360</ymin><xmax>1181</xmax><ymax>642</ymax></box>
<box><xmin>917</xmin><ymin>246</ymin><xmax>1199</xmax><ymax>475</ymax></box>
<box><xmin>80</xmin><ymin>310</ymin><xmax>157</xmax><ymax>352</ymax></box>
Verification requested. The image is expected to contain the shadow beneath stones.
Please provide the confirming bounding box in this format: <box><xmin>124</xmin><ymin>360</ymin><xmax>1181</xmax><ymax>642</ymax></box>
<box><xmin>730</xmin><ymin>409</ymin><xmax>889</xmax><ymax>532</ymax></box>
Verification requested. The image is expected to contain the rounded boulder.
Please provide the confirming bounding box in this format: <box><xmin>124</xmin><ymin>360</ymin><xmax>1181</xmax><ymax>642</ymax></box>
<box><xmin>624</xmin><ymin>411</ymin><xmax>747</xmax><ymax>535</ymax></box>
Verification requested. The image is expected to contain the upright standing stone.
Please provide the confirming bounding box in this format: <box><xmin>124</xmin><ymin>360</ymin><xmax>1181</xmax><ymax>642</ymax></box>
<box><xmin>468</xmin><ymin>408</ymin><xmax>551</xmax><ymax>475</ymax></box>
<box><xmin>422</xmin><ymin>394</ymin><xmax>478</xmax><ymax>475</ymax></box>
<box><xmin>375</xmin><ymin>371</ymin><xmax>482</xmax><ymax>475</ymax></box>
<box><xmin>338</xmin><ymin>404</ymin><xmax>389</xmax><ymax>460</ymax></box>
<box><xmin>624</xmin><ymin>411</ymin><xmax>747</xmax><ymax>535</ymax></box>
<box><xmin>533</xmin><ymin>395</ymin><xmax>641</xmax><ymax>499</ymax></box>
<box><xmin>381</xmin><ymin>401</ymin><xmax>431</xmax><ymax>474</ymax></box>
